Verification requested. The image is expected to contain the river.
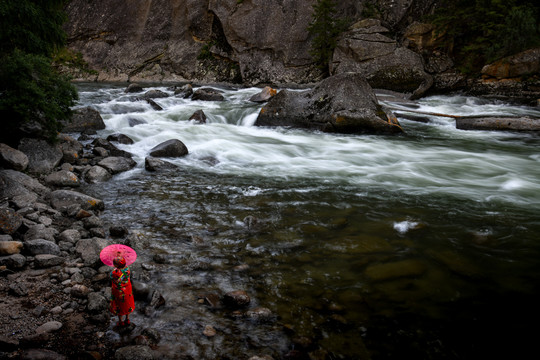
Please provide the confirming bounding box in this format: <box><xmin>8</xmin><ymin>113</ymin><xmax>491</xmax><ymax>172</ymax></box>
<box><xmin>75</xmin><ymin>83</ymin><xmax>540</xmax><ymax>359</ymax></box>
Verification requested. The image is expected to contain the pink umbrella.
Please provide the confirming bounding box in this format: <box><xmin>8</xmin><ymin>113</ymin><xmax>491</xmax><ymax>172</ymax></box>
<box><xmin>100</xmin><ymin>244</ymin><xmax>137</xmax><ymax>266</ymax></box>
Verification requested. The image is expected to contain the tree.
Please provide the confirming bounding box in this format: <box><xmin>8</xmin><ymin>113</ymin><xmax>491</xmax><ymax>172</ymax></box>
<box><xmin>307</xmin><ymin>0</ymin><xmax>349</xmax><ymax>76</ymax></box>
<box><xmin>0</xmin><ymin>0</ymin><xmax>78</xmax><ymax>144</ymax></box>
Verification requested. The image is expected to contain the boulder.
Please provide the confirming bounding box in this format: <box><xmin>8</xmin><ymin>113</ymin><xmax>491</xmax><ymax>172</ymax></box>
<box><xmin>25</xmin><ymin>239</ymin><xmax>61</xmax><ymax>256</ymax></box>
<box><xmin>189</xmin><ymin>109</ymin><xmax>207</xmax><ymax>124</ymax></box>
<box><xmin>0</xmin><ymin>241</ymin><xmax>23</xmax><ymax>255</ymax></box>
<box><xmin>125</xmin><ymin>83</ymin><xmax>144</xmax><ymax>93</ymax></box>
<box><xmin>87</xmin><ymin>292</ymin><xmax>108</xmax><ymax>313</ymax></box>
<box><xmin>174</xmin><ymin>84</ymin><xmax>193</xmax><ymax>98</ymax></box>
<box><xmin>44</xmin><ymin>170</ymin><xmax>80</xmax><ymax>187</ymax></box>
<box><xmin>24</xmin><ymin>224</ymin><xmax>58</xmax><ymax>242</ymax></box>
<box><xmin>192</xmin><ymin>88</ymin><xmax>225</xmax><ymax>101</ymax></box>
<box><xmin>75</xmin><ymin>237</ymin><xmax>110</xmax><ymax>267</ymax></box>
<box><xmin>0</xmin><ymin>208</ymin><xmax>23</xmax><ymax>235</ymax></box>
<box><xmin>91</xmin><ymin>138</ymin><xmax>133</xmax><ymax>158</ymax></box>
<box><xmin>107</xmin><ymin>133</ymin><xmax>135</xmax><ymax>145</ymax></box>
<box><xmin>146</xmin><ymin>98</ymin><xmax>163</xmax><ymax>111</ymax></box>
<box><xmin>85</xmin><ymin>165</ymin><xmax>113</xmax><ymax>183</ymax></box>
<box><xmin>58</xmin><ymin>229</ymin><xmax>81</xmax><ymax>244</ymax></box>
<box><xmin>255</xmin><ymin>72</ymin><xmax>403</xmax><ymax>134</ymax></box>
<box><xmin>456</xmin><ymin>116</ymin><xmax>540</xmax><ymax>131</ymax></box>
<box><xmin>58</xmin><ymin>134</ymin><xmax>84</xmax><ymax>164</ymax></box>
<box><xmin>98</xmin><ymin>156</ymin><xmax>137</xmax><ymax>174</ymax></box>
<box><xmin>144</xmin><ymin>157</ymin><xmax>178</xmax><ymax>172</ymax></box>
<box><xmin>128</xmin><ymin>117</ymin><xmax>147</xmax><ymax>127</ymax></box>
<box><xmin>0</xmin><ymin>170</ymin><xmax>50</xmax><ymax>204</ymax></box>
<box><xmin>481</xmin><ymin>48</ymin><xmax>540</xmax><ymax>80</ymax></box>
<box><xmin>331</xmin><ymin>19</ymin><xmax>432</xmax><ymax>99</ymax></box>
<box><xmin>18</xmin><ymin>138</ymin><xmax>63</xmax><ymax>175</ymax></box>
<box><xmin>63</xmin><ymin>107</ymin><xmax>106</xmax><ymax>133</ymax></box>
<box><xmin>148</xmin><ymin>139</ymin><xmax>189</xmax><ymax>158</ymax></box>
<box><xmin>0</xmin><ymin>143</ymin><xmax>29</xmax><ymax>171</ymax></box>
<box><xmin>249</xmin><ymin>86</ymin><xmax>277</xmax><ymax>103</ymax></box>
<box><xmin>50</xmin><ymin>190</ymin><xmax>104</xmax><ymax>212</ymax></box>
<box><xmin>34</xmin><ymin>254</ymin><xmax>65</xmax><ymax>268</ymax></box>
<box><xmin>143</xmin><ymin>89</ymin><xmax>169</xmax><ymax>99</ymax></box>
<box><xmin>0</xmin><ymin>253</ymin><xmax>26</xmax><ymax>269</ymax></box>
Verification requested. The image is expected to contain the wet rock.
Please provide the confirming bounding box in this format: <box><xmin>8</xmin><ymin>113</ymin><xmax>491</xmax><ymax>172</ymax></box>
<box><xmin>141</xmin><ymin>328</ymin><xmax>161</xmax><ymax>345</ymax></box>
<box><xmin>255</xmin><ymin>72</ymin><xmax>403</xmax><ymax>134</ymax></box>
<box><xmin>245</xmin><ymin>307</ymin><xmax>274</xmax><ymax>322</ymax></box>
<box><xmin>148</xmin><ymin>139</ymin><xmax>189</xmax><ymax>158</ymax></box>
<box><xmin>364</xmin><ymin>259</ymin><xmax>426</xmax><ymax>282</ymax></box>
<box><xmin>83</xmin><ymin>215</ymin><xmax>103</xmax><ymax>229</ymax></box>
<box><xmin>36</xmin><ymin>321</ymin><xmax>63</xmax><ymax>334</ymax></box>
<box><xmin>84</xmin><ymin>165</ymin><xmax>112</xmax><ymax>183</ymax></box>
<box><xmin>0</xmin><ymin>253</ymin><xmax>26</xmax><ymax>269</ymax></box>
<box><xmin>25</xmin><ymin>239</ymin><xmax>61</xmax><ymax>256</ymax></box>
<box><xmin>189</xmin><ymin>109</ymin><xmax>207</xmax><ymax>124</ymax></box>
<box><xmin>128</xmin><ymin>117</ymin><xmax>147</xmax><ymax>127</ymax></box>
<box><xmin>148</xmin><ymin>289</ymin><xmax>166</xmax><ymax>309</ymax></box>
<box><xmin>0</xmin><ymin>208</ymin><xmax>23</xmax><ymax>234</ymax></box>
<box><xmin>0</xmin><ymin>143</ymin><xmax>29</xmax><ymax>171</ymax></box>
<box><xmin>132</xmin><ymin>280</ymin><xmax>152</xmax><ymax>300</ymax></box>
<box><xmin>174</xmin><ymin>84</ymin><xmax>193</xmax><ymax>98</ymax></box>
<box><xmin>203</xmin><ymin>325</ymin><xmax>217</xmax><ymax>337</ymax></box>
<box><xmin>192</xmin><ymin>88</ymin><xmax>225</xmax><ymax>101</ymax></box>
<box><xmin>143</xmin><ymin>89</ymin><xmax>169</xmax><ymax>99</ymax></box>
<box><xmin>109</xmin><ymin>225</ymin><xmax>129</xmax><ymax>238</ymax></box>
<box><xmin>18</xmin><ymin>138</ymin><xmax>63</xmax><ymax>175</ymax></box>
<box><xmin>0</xmin><ymin>240</ymin><xmax>23</xmax><ymax>255</ymax></box>
<box><xmin>20</xmin><ymin>348</ymin><xmax>67</xmax><ymax>360</ymax></box>
<box><xmin>64</xmin><ymin>107</ymin><xmax>106</xmax><ymax>133</ymax></box>
<box><xmin>249</xmin><ymin>86</ymin><xmax>277</xmax><ymax>103</ymax></box>
<box><xmin>144</xmin><ymin>156</ymin><xmax>178</xmax><ymax>172</ymax></box>
<box><xmin>107</xmin><ymin>133</ymin><xmax>135</xmax><ymax>145</ymax></box>
<box><xmin>455</xmin><ymin>116</ymin><xmax>540</xmax><ymax>131</ymax></box>
<box><xmin>202</xmin><ymin>293</ymin><xmax>221</xmax><ymax>308</ymax></box>
<box><xmin>248</xmin><ymin>356</ymin><xmax>274</xmax><ymax>360</ymax></box>
<box><xmin>98</xmin><ymin>156</ymin><xmax>136</xmax><ymax>174</ymax></box>
<box><xmin>87</xmin><ymin>292</ymin><xmax>108</xmax><ymax>313</ymax></box>
<box><xmin>223</xmin><ymin>290</ymin><xmax>251</xmax><ymax>308</ymax></box>
<box><xmin>34</xmin><ymin>254</ymin><xmax>64</xmax><ymax>268</ymax></box>
<box><xmin>125</xmin><ymin>83</ymin><xmax>144</xmax><ymax>93</ymax></box>
<box><xmin>93</xmin><ymin>146</ymin><xmax>109</xmax><ymax>157</ymax></box>
<box><xmin>75</xmin><ymin>238</ymin><xmax>110</xmax><ymax>267</ymax></box>
<box><xmin>146</xmin><ymin>99</ymin><xmax>163</xmax><ymax>111</ymax></box>
<box><xmin>50</xmin><ymin>190</ymin><xmax>104</xmax><ymax>212</ymax></box>
<box><xmin>44</xmin><ymin>170</ymin><xmax>80</xmax><ymax>187</ymax></box>
<box><xmin>115</xmin><ymin>345</ymin><xmax>154</xmax><ymax>360</ymax></box>
<box><xmin>91</xmin><ymin>138</ymin><xmax>133</xmax><ymax>158</ymax></box>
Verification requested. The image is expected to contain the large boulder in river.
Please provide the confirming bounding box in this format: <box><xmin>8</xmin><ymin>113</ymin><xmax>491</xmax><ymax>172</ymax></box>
<box><xmin>192</xmin><ymin>88</ymin><xmax>224</xmax><ymax>101</ymax></box>
<box><xmin>63</xmin><ymin>107</ymin><xmax>106</xmax><ymax>133</ymax></box>
<box><xmin>331</xmin><ymin>19</ymin><xmax>433</xmax><ymax>99</ymax></box>
<box><xmin>98</xmin><ymin>156</ymin><xmax>137</xmax><ymax>174</ymax></box>
<box><xmin>18</xmin><ymin>138</ymin><xmax>63</xmax><ymax>175</ymax></box>
<box><xmin>149</xmin><ymin>139</ymin><xmax>189</xmax><ymax>158</ymax></box>
<box><xmin>255</xmin><ymin>72</ymin><xmax>403</xmax><ymax>134</ymax></box>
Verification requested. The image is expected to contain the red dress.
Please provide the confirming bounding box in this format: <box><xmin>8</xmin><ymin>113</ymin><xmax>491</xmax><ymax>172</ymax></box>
<box><xmin>109</xmin><ymin>266</ymin><xmax>135</xmax><ymax>316</ymax></box>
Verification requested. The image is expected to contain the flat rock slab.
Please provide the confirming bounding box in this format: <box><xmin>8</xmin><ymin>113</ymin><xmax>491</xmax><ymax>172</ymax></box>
<box><xmin>50</xmin><ymin>190</ymin><xmax>104</xmax><ymax>212</ymax></box>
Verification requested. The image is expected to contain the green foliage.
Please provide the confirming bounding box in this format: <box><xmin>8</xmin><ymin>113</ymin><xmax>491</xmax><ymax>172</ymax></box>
<box><xmin>53</xmin><ymin>48</ymin><xmax>98</xmax><ymax>76</ymax></box>
<box><xmin>307</xmin><ymin>0</ymin><xmax>349</xmax><ymax>76</ymax></box>
<box><xmin>0</xmin><ymin>0</ymin><xmax>77</xmax><ymax>144</ymax></box>
<box><xmin>197</xmin><ymin>41</ymin><xmax>217</xmax><ymax>60</ymax></box>
<box><xmin>429</xmin><ymin>0</ymin><xmax>540</xmax><ymax>74</ymax></box>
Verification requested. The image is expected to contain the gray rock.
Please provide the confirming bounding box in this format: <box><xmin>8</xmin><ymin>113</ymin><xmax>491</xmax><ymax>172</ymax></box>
<box><xmin>18</xmin><ymin>138</ymin><xmax>63</xmax><ymax>175</ymax></box>
<box><xmin>0</xmin><ymin>253</ymin><xmax>26</xmax><ymax>269</ymax></box>
<box><xmin>83</xmin><ymin>215</ymin><xmax>103</xmax><ymax>229</ymax></box>
<box><xmin>128</xmin><ymin>117</ymin><xmax>147</xmax><ymax>127</ymax></box>
<box><xmin>148</xmin><ymin>139</ymin><xmax>188</xmax><ymax>158</ymax></box>
<box><xmin>58</xmin><ymin>229</ymin><xmax>81</xmax><ymax>244</ymax></box>
<box><xmin>35</xmin><ymin>321</ymin><xmax>63</xmax><ymax>334</ymax></box>
<box><xmin>456</xmin><ymin>116</ymin><xmax>540</xmax><ymax>131</ymax></box>
<box><xmin>255</xmin><ymin>72</ymin><xmax>403</xmax><ymax>134</ymax></box>
<box><xmin>192</xmin><ymin>88</ymin><xmax>224</xmax><ymax>101</ymax></box>
<box><xmin>87</xmin><ymin>292</ymin><xmax>108</xmax><ymax>313</ymax></box>
<box><xmin>143</xmin><ymin>89</ymin><xmax>169</xmax><ymax>99</ymax></box>
<box><xmin>50</xmin><ymin>190</ymin><xmax>104</xmax><ymax>212</ymax></box>
<box><xmin>9</xmin><ymin>282</ymin><xmax>28</xmax><ymax>296</ymax></box>
<box><xmin>84</xmin><ymin>165</ymin><xmax>113</xmax><ymax>184</ymax></box>
<box><xmin>0</xmin><ymin>169</ymin><xmax>50</xmax><ymax>199</ymax></box>
<box><xmin>34</xmin><ymin>254</ymin><xmax>65</xmax><ymax>268</ymax></box>
<box><xmin>75</xmin><ymin>237</ymin><xmax>110</xmax><ymax>267</ymax></box>
<box><xmin>25</xmin><ymin>239</ymin><xmax>61</xmax><ymax>256</ymax></box>
<box><xmin>115</xmin><ymin>345</ymin><xmax>154</xmax><ymax>360</ymax></box>
<box><xmin>98</xmin><ymin>156</ymin><xmax>137</xmax><ymax>174</ymax></box>
<box><xmin>125</xmin><ymin>83</ymin><xmax>144</xmax><ymax>93</ymax></box>
<box><xmin>91</xmin><ymin>138</ymin><xmax>133</xmax><ymax>158</ymax></box>
<box><xmin>58</xmin><ymin>134</ymin><xmax>84</xmax><ymax>164</ymax></box>
<box><xmin>64</xmin><ymin>107</ymin><xmax>106</xmax><ymax>133</ymax></box>
<box><xmin>24</xmin><ymin>224</ymin><xmax>58</xmax><ymax>242</ymax></box>
<box><xmin>0</xmin><ymin>143</ymin><xmax>29</xmax><ymax>171</ymax></box>
<box><xmin>44</xmin><ymin>170</ymin><xmax>80</xmax><ymax>187</ymax></box>
<box><xmin>144</xmin><ymin>157</ymin><xmax>178</xmax><ymax>172</ymax></box>
<box><xmin>245</xmin><ymin>307</ymin><xmax>274</xmax><ymax>321</ymax></box>
<box><xmin>0</xmin><ymin>208</ymin><xmax>23</xmax><ymax>235</ymax></box>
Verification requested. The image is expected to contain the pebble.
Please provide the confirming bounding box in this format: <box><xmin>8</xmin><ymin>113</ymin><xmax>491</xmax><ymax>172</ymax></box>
<box><xmin>35</xmin><ymin>321</ymin><xmax>63</xmax><ymax>334</ymax></box>
<box><xmin>203</xmin><ymin>325</ymin><xmax>217</xmax><ymax>337</ymax></box>
<box><xmin>50</xmin><ymin>306</ymin><xmax>63</xmax><ymax>315</ymax></box>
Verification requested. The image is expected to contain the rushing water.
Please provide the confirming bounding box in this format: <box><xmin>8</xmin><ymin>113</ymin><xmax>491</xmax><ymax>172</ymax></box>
<box><xmin>75</xmin><ymin>83</ymin><xmax>540</xmax><ymax>359</ymax></box>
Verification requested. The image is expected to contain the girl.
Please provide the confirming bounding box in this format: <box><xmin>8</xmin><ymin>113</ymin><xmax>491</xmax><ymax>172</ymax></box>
<box><xmin>109</xmin><ymin>256</ymin><xmax>135</xmax><ymax>326</ymax></box>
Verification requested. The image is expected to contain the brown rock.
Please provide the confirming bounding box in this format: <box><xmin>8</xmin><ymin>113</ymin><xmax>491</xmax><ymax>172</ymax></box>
<box><xmin>223</xmin><ymin>290</ymin><xmax>250</xmax><ymax>308</ymax></box>
<box><xmin>0</xmin><ymin>241</ymin><xmax>23</xmax><ymax>255</ymax></box>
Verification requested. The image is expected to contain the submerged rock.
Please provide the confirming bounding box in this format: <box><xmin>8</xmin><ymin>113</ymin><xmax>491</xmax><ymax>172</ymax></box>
<box><xmin>189</xmin><ymin>109</ymin><xmax>207</xmax><ymax>124</ymax></box>
<box><xmin>223</xmin><ymin>290</ymin><xmax>251</xmax><ymax>308</ymax></box>
<box><xmin>255</xmin><ymin>72</ymin><xmax>403</xmax><ymax>134</ymax></box>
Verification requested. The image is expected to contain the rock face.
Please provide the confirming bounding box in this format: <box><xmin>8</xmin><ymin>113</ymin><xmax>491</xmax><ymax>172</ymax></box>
<box><xmin>255</xmin><ymin>72</ymin><xmax>403</xmax><ymax>134</ymax></box>
<box><xmin>331</xmin><ymin>19</ymin><xmax>433</xmax><ymax>99</ymax></box>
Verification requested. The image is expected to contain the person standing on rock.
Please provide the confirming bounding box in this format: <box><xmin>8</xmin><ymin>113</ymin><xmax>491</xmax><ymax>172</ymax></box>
<box><xmin>109</xmin><ymin>256</ymin><xmax>135</xmax><ymax>326</ymax></box>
